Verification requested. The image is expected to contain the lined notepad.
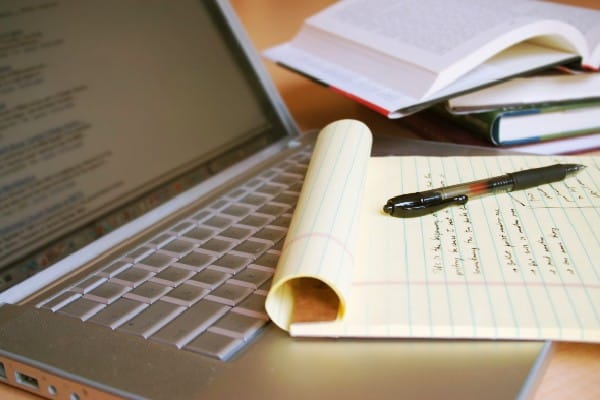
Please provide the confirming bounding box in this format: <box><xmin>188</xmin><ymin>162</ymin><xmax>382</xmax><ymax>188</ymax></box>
<box><xmin>266</xmin><ymin>120</ymin><xmax>600</xmax><ymax>342</ymax></box>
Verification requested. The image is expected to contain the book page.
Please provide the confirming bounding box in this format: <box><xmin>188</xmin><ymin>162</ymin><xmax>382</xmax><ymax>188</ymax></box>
<box><xmin>519</xmin><ymin>0</ymin><xmax>600</xmax><ymax>63</ymax></box>
<box><xmin>269</xmin><ymin>120</ymin><xmax>600</xmax><ymax>342</ymax></box>
<box><xmin>447</xmin><ymin>74</ymin><xmax>600</xmax><ymax>112</ymax></box>
<box><xmin>305</xmin><ymin>0</ymin><xmax>593</xmax><ymax>73</ymax></box>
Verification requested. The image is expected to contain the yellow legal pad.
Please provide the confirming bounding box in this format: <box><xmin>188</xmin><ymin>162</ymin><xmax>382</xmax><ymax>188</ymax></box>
<box><xmin>267</xmin><ymin>119</ymin><xmax>600</xmax><ymax>342</ymax></box>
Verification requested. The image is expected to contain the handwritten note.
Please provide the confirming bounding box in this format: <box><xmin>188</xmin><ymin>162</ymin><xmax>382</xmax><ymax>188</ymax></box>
<box><xmin>266</xmin><ymin>119</ymin><xmax>600</xmax><ymax>342</ymax></box>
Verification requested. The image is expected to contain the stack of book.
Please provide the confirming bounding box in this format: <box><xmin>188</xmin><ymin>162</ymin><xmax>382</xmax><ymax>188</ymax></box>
<box><xmin>437</xmin><ymin>72</ymin><xmax>600</xmax><ymax>154</ymax></box>
<box><xmin>263</xmin><ymin>0</ymin><xmax>600</xmax><ymax>154</ymax></box>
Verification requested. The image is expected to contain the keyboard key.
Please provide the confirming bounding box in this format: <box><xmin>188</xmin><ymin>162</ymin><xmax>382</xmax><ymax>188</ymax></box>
<box><xmin>88</xmin><ymin>298</ymin><xmax>148</xmax><ymax>329</ymax></box>
<box><xmin>182</xmin><ymin>226</ymin><xmax>216</xmax><ymax>243</ymax></box>
<box><xmin>290</xmin><ymin>151</ymin><xmax>310</xmax><ymax>162</ymax></box>
<box><xmin>287</xmin><ymin>182</ymin><xmax>303</xmax><ymax>192</ymax></box>
<box><xmin>208</xmin><ymin>199</ymin><xmax>229</xmax><ymax>211</ymax></box>
<box><xmin>219</xmin><ymin>225</ymin><xmax>254</xmax><ymax>241</ymax></box>
<box><xmin>97</xmin><ymin>261</ymin><xmax>131</xmax><ymax>278</ymax></box>
<box><xmin>239</xmin><ymin>193</ymin><xmax>270</xmax><ymax>207</ymax></box>
<box><xmin>197</xmin><ymin>237</ymin><xmax>236</xmax><ymax>255</ymax></box>
<box><xmin>237</xmin><ymin>214</ymin><xmax>272</xmax><ymax>228</ymax></box>
<box><xmin>272</xmin><ymin>192</ymin><xmax>298</xmax><ymax>206</ymax></box>
<box><xmin>123</xmin><ymin>246</ymin><xmax>154</xmax><ymax>262</ymax></box>
<box><xmin>168</xmin><ymin>220</ymin><xmax>195</xmax><ymax>235</ymax></box>
<box><xmin>230</xmin><ymin>267</ymin><xmax>272</xmax><ymax>289</ymax></box>
<box><xmin>206</xmin><ymin>282</ymin><xmax>252</xmax><ymax>306</ymax></box>
<box><xmin>185</xmin><ymin>331</ymin><xmax>244</xmax><ymax>361</ymax></box>
<box><xmin>176</xmin><ymin>251</ymin><xmax>215</xmax><ymax>270</ymax></box>
<box><xmin>255</xmin><ymin>183</ymin><xmax>285</xmax><ymax>196</ymax></box>
<box><xmin>112</xmin><ymin>267</ymin><xmax>154</xmax><ymax>288</ymax></box>
<box><xmin>151</xmin><ymin>266</ymin><xmax>195</xmax><ymax>287</ymax></box>
<box><xmin>255</xmin><ymin>203</ymin><xmax>288</xmax><ymax>217</ymax></box>
<box><xmin>274</xmin><ymin>160</ymin><xmax>295</xmax><ymax>170</ymax></box>
<box><xmin>252</xmin><ymin>251</ymin><xmax>280</xmax><ymax>269</ymax></box>
<box><xmin>221</xmin><ymin>204</ymin><xmax>252</xmax><ymax>219</ymax></box>
<box><xmin>244</xmin><ymin>178</ymin><xmax>262</xmax><ymax>189</ymax></box>
<box><xmin>71</xmin><ymin>276</ymin><xmax>107</xmax><ymax>294</ymax></box>
<box><xmin>57</xmin><ymin>297</ymin><xmax>105</xmax><ymax>320</ymax></box>
<box><xmin>286</xmin><ymin>163</ymin><xmax>305</xmax><ymax>175</ymax></box>
<box><xmin>255</xmin><ymin>278</ymin><xmax>272</xmax><ymax>296</ymax></box>
<box><xmin>269</xmin><ymin>214</ymin><xmax>292</xmax><ymax>229</ymax></box>
<box><xmin>137</xmin><ymin>252</ymin><xmax>174</xmax><ymax>272</ymax></box>
<box><xmin>231</xmin><ymin>238</ymin><xmax>271</xmax><ymax>258</ymax></box>
<box><xmin>210</xmin><ymin>312</ymin><xmax>267</xmax><ymax>340</ymax></box>
<box><xmin>232</xmin><ymin>292</ymin><xmax>268</xmax><ymax>318</ymax></box>
<box><xmin>188</xmin><ymin>269</ymin><xmax>231</xmax><ymax>289</ymax></box>
<box><xmin>259</xmin><ymin>169</ymin><xmax>277</xmax><ymax>179</ymax></box>
<box><xmin>203</xmin><ymin>215</ymin><xmax>235</xmax><ymax>230</ymax></box>
<box><xmin>147</xmin><ymin>233</ymin><xmax>175</xmax><ymax>248</ymax></box>
<box><xmin>271</xmin><ymin>173</ymin><xmax>301</xmax><ymax>187</ymax></box>
<box><xmin>224</xmin><ymin>187</ymin><xmax>247</xmax><ymax>200</ymax></box>
<box><xmin>118</xmin><ymin>300</ymin><xmax>185</xmax><ymax>338</ymax></box>
<box><xmin>190</xmin><ymin>210</ymin><xmax>212</xmax><ymax>222</ymax></box>
<box><xmin>287</xmin><ymin>165</ymin><xmax>307</xmax><ymax>176</ymax></box>
<box><xmin>163</xmin><ymin>283</ymin><xmax>209</xmax><ymax>306</ymax></box>
<box><xmin>151</xmin><ymin>299</ymin><xmax>229</xmax><ymax>348</ymax></box>
<box><xmin>161</xmin><ymin>238</ymin><xmax>197</xmax><ymax>256</ymax></box>
<box><xmin>38</xmin><ymin>291</ymin><xmax>81</xmax><ymax>311</ymax></box>
<box><xmin>211</xmin><ymin>254</ymin><xmax>251</xmax><ymax>274</ymax></box>
<box><xmin>253</xmin><ymin>226</ymin><xmax>286</xmax><ymax>244</ymax></box>
<box><xmin>124</xmin><ymin>281</ymin><xmax>172</xmax><ymax>303</ymax></box>
<box><xmin>85</xmin><ymin>281</ymin><xmax>130</xmax><ymax>304</ymax></box>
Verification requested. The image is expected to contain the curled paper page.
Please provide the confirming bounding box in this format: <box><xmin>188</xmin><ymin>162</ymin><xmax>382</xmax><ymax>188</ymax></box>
<box><xmin>265</xmin><ymin>119</ymin><xmax>372</xmax><ymax>331</ymax></box>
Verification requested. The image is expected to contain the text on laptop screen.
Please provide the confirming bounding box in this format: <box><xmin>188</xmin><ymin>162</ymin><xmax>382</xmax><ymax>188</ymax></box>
<box><xmin>0</xmin><ymin>0</ymin><xmax>286</xmax><ymax>286</ymax></box>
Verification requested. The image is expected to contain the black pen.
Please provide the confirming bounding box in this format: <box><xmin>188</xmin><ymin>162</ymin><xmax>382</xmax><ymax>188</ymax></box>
<box><xmin>382</xmin><ymin>163</ymin><xmax>586</xmax><ymax>218</ymax></box>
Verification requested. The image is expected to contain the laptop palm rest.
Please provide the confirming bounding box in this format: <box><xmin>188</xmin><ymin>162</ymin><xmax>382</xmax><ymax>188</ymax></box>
<box><xmin>0</xmin><ymin>304</ymin><xmax>547</xmax><ymax>400</ymax></box>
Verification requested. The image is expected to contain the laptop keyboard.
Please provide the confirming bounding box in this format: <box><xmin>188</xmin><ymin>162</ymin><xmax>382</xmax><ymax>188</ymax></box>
<box><xmin>36</xmin><ymin>146</ymin><xmax>311</xmax><ymax>361</ymax></box>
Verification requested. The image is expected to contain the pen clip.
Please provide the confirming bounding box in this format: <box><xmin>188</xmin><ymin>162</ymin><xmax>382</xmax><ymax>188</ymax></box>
<box><xmin>386</xmin><ymin>194</ymin><xmax>468</xmax><ymax>218</ymax></box>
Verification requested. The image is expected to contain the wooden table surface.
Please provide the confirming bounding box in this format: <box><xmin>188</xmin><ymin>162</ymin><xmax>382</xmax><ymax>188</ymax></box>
<box><xmin>2</xmin><ymin>1</ymin><xmax>598</xmax><ymax>399</ymax></box>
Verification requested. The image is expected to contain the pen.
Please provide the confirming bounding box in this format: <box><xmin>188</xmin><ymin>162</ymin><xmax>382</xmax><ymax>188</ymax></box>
<box><xmin>382</xmin><ymin>163</ymin><xmax>586</xmax><ymax>218</ymax></box>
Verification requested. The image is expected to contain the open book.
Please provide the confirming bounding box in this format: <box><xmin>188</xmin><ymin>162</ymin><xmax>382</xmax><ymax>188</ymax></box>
<box><xmin>266</xmin><ymin>119</ymin><xmax>600</xmax><ymax>342</ymax></box>
<box><xmin>264</xmin><ymin>0</ymin><xmax>600</xmax><ymax>118</ymax></box>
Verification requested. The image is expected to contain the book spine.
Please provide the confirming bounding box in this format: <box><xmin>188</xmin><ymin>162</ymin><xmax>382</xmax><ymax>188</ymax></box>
<box><xmin>433</xmin><ymin>106</ymin><xmax>501</xmax><ymax>146</ymax></box>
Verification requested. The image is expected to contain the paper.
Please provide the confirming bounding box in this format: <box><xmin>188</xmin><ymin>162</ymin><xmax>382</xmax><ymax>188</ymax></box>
<box><xmin>266</xmin><ymin>119</ymin><xmax>600</xmax><ymax>342</ymax></box>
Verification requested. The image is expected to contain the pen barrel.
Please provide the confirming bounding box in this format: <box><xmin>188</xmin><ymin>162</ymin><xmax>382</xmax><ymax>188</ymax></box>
<box><xmin>439</xmin><ymin>175</ymin><xmax>513</xmax><ymax>199</ymax></box>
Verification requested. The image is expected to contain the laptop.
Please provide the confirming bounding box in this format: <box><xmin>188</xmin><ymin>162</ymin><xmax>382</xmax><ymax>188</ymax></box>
<box><xmin>0</xmin><ymin>0</ymin><xmax>550</xmax><ymax>399</ymax></box>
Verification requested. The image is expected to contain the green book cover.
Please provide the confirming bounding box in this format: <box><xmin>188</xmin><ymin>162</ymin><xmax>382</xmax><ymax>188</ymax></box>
<box><xmin>439</xmin><ymin>99</ymin><xmax>600</xmax><ymax>146</ymax></box>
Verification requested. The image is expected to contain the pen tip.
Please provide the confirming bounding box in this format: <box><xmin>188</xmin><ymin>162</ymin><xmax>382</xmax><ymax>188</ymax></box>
<box><xmin>564</xmin><ymin>163</ymin><xmax>586</xmax><ymax>174</ymax></box>
<box><xmin>383</xmin><ymin>204</ymin><xmax>393</xmax><ymax>215</ymax></box>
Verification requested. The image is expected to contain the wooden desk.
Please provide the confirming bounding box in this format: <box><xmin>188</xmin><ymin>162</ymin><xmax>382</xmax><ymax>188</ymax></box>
<box><xmin>2</xmin><ymin>1</ymin><xmax>598</xmax><ymax>399</ymax></box>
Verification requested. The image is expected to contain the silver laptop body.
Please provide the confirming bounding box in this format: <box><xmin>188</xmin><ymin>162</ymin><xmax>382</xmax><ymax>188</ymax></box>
<box><xmin>0</xmin><ymin>1</ymin><xmax>549</xmax><ymax>399</ymax></box>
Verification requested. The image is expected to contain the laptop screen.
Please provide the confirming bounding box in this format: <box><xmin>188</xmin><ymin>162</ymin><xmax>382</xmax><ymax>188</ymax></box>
<box><xmin>0</xmin><ymin>0</ymin><xmax>290</xmax><ymax>290</ymax></box>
